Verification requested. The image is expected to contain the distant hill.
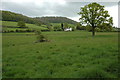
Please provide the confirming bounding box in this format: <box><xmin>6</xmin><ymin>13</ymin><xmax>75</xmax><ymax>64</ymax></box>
<box><xmin>35</xmin><ymin>17</ymin><xmax>78</xmax><ymax>24</ymax></box>
<box><xmin>1</xmin><ymin>10</ymin><xmax>78</xmax><ymax>25</ymax></box>
<box><xmin>1</xmin><ymin>10</ymin><xmax>42</xmax><ymax>25</ymax></box>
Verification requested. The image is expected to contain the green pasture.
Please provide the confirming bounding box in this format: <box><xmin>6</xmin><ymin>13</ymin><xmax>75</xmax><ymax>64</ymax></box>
<box><xmin>2</xmin><ymin>31</ymin><xmax>118</xmax><ymax>78</ymax></box>
<box><xmin>1</xmin><ymin>21</ymin><xmax>48</xmax><ymax>31</ymax></box>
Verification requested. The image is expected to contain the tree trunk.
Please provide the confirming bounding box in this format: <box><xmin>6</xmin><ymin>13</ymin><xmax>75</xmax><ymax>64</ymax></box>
<box><xmin>92</xmin><ymin>27</ymin><xmax>95</xmax><ymax>36</ymax></box>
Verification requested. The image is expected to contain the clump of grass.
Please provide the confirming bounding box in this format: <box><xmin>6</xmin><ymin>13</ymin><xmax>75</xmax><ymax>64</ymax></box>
<box><xmin>49</xmin><ymin>46</ymin><xmax>53</xmax><ymax>49</ymax></box>
<box><xmin>36</xmin><ymin>51</ymin><xmax>39</xmax><ymax>53</ymax></box>
<box><xmin>12</xmin><ymin>44</ymin><xmax>15</xmax><ymax>46</ymax></box>
<box><xmin>77</xmin><ymin>45</ymin><xmax>80</xmax><ymax>47</ymax></box>
<box><xmin>51</xmin><ymin>52</ymin><xmax>56</xmax><ymax>54</ymax></box>
<box><xmin>37</xmin><ymin>56</ymin><xmax>43</xmax><ymax>60</ymax></box>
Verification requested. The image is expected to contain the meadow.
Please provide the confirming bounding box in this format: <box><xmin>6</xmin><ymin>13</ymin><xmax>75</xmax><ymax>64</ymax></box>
<box><xmin>1</xmin><ymin>21</ymin><xmax>48</xmax><ymax>31</ymax></box>
<box><xmin>2</xmin><ymin>31</ymin><xmax>118</xmax><ymax>78</ymax></box>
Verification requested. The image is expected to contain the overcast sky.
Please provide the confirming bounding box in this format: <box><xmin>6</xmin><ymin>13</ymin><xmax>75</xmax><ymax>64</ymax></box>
<box><xmin>1</xmin><ymin>0</ymin><xmax>119</xmax><ymax>27</ymax></box>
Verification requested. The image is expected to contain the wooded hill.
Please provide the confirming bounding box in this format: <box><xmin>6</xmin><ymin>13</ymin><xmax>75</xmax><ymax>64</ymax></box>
<box><xmin>1</xmin><ymin>10</ymin><xmax>78</xmax><ymax>25</ymax></box>
<box><xmin>35</xmin><ymin>17</ymin><xmax>77</xmax><ymax>24</ymax></box>
<box><xmin>1</xmin><ymin>10</ymin><xmax>42</xmax><ymax>25</ymax></box>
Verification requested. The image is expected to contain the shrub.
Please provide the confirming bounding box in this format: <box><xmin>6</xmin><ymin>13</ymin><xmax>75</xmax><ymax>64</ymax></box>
<box><xmin>35</xmin><ymin>30</ymin><xmax>48</xmax><ymax>43</ymax></box>
<box><xmin>16</xmin><ymin>29</ymin><xmax>19</xmax><ymax>32</ymax></box>
<box><xmin>71</xmin><ymin>26</ymin><xmax>76</xmax><ymax>31</ymax></box>
<box><xmin>17</xmin><ymin>21</ymin><xmax>26</xmax><ymax>28</ymax></box>
<box><xmin>36</xmin><ymin>34</ymin><xmax>48</xmax><ymax>42</ymax></box>
<box><xmin>9</xmin><ymin>30</ymin><xmax>14</xmax><ymax>32</ymax></box>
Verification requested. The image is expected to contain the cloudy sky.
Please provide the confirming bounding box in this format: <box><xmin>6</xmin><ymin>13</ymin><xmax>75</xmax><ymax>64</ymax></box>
<box><xmin>1</xmin><ymin>0</ymin><xmax>119</xmax><ymax>27</ymax></box>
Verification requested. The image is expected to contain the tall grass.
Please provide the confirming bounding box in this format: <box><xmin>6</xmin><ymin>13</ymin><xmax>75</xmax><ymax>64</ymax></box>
<box><xmin>2</xmin><ymin>31</ymin><xmax>118</xmax><ymax>78</ymax></box>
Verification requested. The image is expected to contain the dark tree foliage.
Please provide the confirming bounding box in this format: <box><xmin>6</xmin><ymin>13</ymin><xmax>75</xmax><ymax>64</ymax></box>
<box><xmin>2</xmin><ymin>10</ymin><xmax>78</xmax><ymax>26</ymax></box>
<box><xmin>76</xmin><ymin>23</ymin><xmax>82</xmax><ymax>30</ymax></box>
<box><xmin>17</xmin><ymin>21</ymin><xmax>26</xmax><ymax>28</ymax></box>
<box><xmin>61</xmin><ymin>23</ymin><xmax>64</xmax><ymax>31</ymax></box>
<box><xmin>54</xmin><ymin>25</ymin><xmax>62</xmax><ymax>31</ymax></box>
<box><xmin>47</xmin><ymin>24</ymin><xmax>53</xmax><ymax>31</ymax></box>
<box><xmin>64</xmin><ymin>23</ymin><xmax>68</xmax><ymax>28</ymax></box>
<box><xmin>2</xmin><ymin>10</ymin><xmax>42</xmax><ymax>25</ymax></box>
<box><xmin>35</xmin><ymin>17</ymin><xmax>77</xmax><ymax>24</ymax></box>
<box><xmin>78</xmin><ymin>2</ymin><xmax>113</xmax><ymax>36</ymax></box>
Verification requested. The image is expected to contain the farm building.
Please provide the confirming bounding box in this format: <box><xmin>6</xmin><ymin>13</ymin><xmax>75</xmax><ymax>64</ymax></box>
<box><xmin>64</xmin><ymin>28</ymin><xmax>72</xmax><ymax>31</ymax></box>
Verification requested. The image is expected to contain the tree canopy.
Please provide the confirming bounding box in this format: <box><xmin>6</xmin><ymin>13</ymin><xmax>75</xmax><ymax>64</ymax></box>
<box><xmin>17</xmin><ymin>21</ymin><xmax>26</xmax><ymax>28</ymax></box>
<box><xmin>78</xmin><ymin>2</ymin><xmax>113</xmax><ymax>36</ymax></box>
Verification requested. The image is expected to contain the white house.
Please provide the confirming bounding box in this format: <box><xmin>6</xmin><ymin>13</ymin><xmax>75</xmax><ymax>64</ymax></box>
<box><xmin>64</xmin><ymin>28</ymin><xmax>72</xmax><ymax>31</ymax></box>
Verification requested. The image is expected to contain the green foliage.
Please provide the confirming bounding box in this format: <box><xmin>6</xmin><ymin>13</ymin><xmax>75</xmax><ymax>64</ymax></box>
<box><xmin>95</xmin><ymin>27</ymin><xmax>101</xmax><ymax>32</ymax></box>
<box><xmin>71</xmin><ymin>26</ymin><xmax>76</xmax><ymax>31</ymax></box>
<box><xmin>98</xmin><ymin>23</ymin><xmax>113</xmax><ymax>32</ymax></box>
<box><xmin>85</xmin><ymin>25</ymin><xmax>92</xmax><ymax>31</ymax></box>
<box><xmin>64</xmin><ymin>23</ymin><xmax>68</xmax><ymax>28</ymax></box>
<box><xmin>78</xmin><ymin>2</ymin><xmax>113</xmax><ymax>36</ymax></box>
<box><xmin>76</xmin><ymin>23</ymin><xmax>81</xmax><ymax>30</ymax></box>
<box><xmin>61</xmin><ymin>23</ymin><xmax>64</xmax><ymax>31</ymax></box>
<box><xmin>37</xmin><ymin>16</ymin><xmax>77</xmax><ymax>24</ymax></box>
<box><xmin>35</xmin><ymin>30</ymin><xmax>41</xmax><ymax>35</ymax></box>
<box><xmin>54</xmin><ymin>25</ymin><xmax>62</xmax><ymax>31</ymax></box>
<box><xmin>36</xmin><ymin>34</ymin><xmax>48</xmax><ymax>42</ymax></box>
<box><xmin>47</xmin><ymin>24</ymin><xmax>53</xmax><ymax>31</ymax></box>
<box><xmin>17</xmin><ymin>21</ymin><xmax>26</xmax><ymax>28</ymax></box>
<box><xmin>35</xmin><ymin>30</ymin><xmax>48</xmax><ymax>42</ymax></box>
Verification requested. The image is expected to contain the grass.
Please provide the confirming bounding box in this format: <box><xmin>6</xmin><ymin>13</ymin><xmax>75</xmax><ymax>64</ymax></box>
<box><xmin>1</xmin><ymin>21</ymin><xmax>48</xmax><ymax>31</ymax></box>
<box><xmin>1</xmin><ymin>21</ymin><xmax>76</xmax><ymax>32</ymax></box>
<box><xmin>2</xmin><ymin>31</ymin><xmax>118</xmax><ymax>78</ymax></box>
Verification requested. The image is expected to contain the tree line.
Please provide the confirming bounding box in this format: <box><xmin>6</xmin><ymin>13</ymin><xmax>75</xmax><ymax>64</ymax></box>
<box><xmin>35</xmin><ymin>17</ymin><xmax>77</xmax><ymax>24</ymax></box>
<box><xmin>1</xmin><ymin>10</ymin><xmax>78</xmax><ymax>25</ymax></box>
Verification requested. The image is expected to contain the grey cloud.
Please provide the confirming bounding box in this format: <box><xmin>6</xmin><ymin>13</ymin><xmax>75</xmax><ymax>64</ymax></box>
<box><xmin>1</xmin><ymin>2</ymin><xmax>118</xmax><ymax>21</ymax></box>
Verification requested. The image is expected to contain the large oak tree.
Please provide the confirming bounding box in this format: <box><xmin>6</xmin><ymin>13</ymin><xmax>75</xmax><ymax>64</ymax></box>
<box><xmin>78</xmin><ymin>2</ymin><xmax>113</xmax><ymax>36</ymax></box>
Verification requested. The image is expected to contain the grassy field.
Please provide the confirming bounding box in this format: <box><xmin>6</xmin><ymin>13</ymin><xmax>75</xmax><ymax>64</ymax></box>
<box><xmin>1</xmin><ymin>21</ymin><xmax>48</xmax><ymax>31</ymax></box>
<box><xmin>1</xmin><ymin>21</ymin><xmax>76</xmax><ymax>32</ymax></box>
<box><xmin>2</xmin><ymin>31</ymin><xmax>118</xmax><ymax>78</ymax></box>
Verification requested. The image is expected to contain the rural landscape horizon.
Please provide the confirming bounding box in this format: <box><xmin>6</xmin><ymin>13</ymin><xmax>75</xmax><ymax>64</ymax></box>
<box><xmin>0</xmin><ymin>0</ymin><xmax>119</xmax><ymax>79</ymax></box>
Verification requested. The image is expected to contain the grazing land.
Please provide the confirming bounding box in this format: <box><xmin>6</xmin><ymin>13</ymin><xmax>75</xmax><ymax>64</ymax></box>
<box><xmin>2</xmin><ymin>31</ymin><xmax>118</xmax><ymax>78</ymax></box>
<box><xmin>1</xmin><ymin>21</ymin><xmax>48</xmax><ymax>31</ymax></box>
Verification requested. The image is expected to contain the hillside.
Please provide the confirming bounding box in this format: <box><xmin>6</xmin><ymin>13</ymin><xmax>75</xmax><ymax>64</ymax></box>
<box><xmin>35</xmin><ymin>17</ymin><xmax>78</xmax><ymax>24</ymax></box>
<box><xmin>1</xmin><ymin>10</ymin><xmax>42</xmax><ymax>25</ymax></box>
<box><xmin>1</xmin><ymin>10</ymin><xmax>78</xmax><ymax>25</ymax></box>
<box><xmin>1</xmin><ymin>21</ymin><xmax>48</xmax><ymax>32</ymax></box>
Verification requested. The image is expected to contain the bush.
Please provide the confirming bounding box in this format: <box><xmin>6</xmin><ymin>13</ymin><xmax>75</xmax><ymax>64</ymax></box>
<box><xmin>36</xmin><ymin>34</ymin><xmax>48</xmax><ymax>42</ymax></box>
<box><xmin>17</xmin><ymin>21</ymin><xmax>26</xmax><ymax>28</ymax></box>
<box><xmin>71</xmin><ymin>26</ymin><xmax>76</xmax><ymax>31</ymax></box>
<box><xmin>53</xmin><ymin>26</ymin><xmax>62</xmax><ymax>31</ymax></box>
<box><xmin>35</xmin><ymin>30</ymin><xmax>48</xmax><ymax>43</ymax></box>
<box><xmin>16</xmin><ymin>29</ymin><xmax>19</xmax><ymax>32</ymax></box>
<box><xmin>47</xmin><ymin>26</ymin><xmax>53</xmax><ymax>31</ymax></box>
<box><xmin>86</xmin><ymin>26</ymin><xmax>92</xmax><ymax>31</ymax></box>
<box><xmin>9</xmin><ymin>30</ymin><xmax>14</xmax><ymax>32</ymax></box>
